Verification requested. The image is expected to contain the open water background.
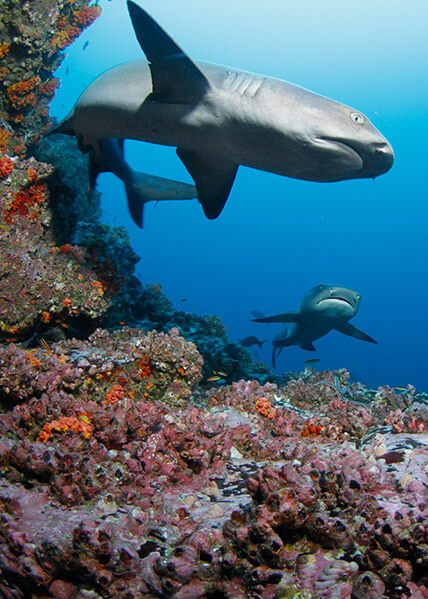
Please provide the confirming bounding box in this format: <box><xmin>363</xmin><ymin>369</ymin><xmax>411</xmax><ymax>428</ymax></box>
<box><xmin>51</xmin><ymin>0</ymin><xmax>428</xmax><ymax>391</ymax></box>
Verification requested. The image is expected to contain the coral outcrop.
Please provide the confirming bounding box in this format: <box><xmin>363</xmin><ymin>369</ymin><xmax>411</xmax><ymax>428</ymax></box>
<box><xmin>0</xmin><ymin>153</ymin><xmax>110</xmax><ymax>340</ymax></box>
<box><xmin>0</xmin><ymin>0</ymin><xmax>101</xmax><ymax>155</ymax></box>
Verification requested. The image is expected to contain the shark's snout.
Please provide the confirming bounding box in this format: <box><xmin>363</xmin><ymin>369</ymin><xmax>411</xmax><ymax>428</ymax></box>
<box><xmin>370</xmin><ymin>141</ymin><xmax>394</xmax><ymax>177</ymax></box>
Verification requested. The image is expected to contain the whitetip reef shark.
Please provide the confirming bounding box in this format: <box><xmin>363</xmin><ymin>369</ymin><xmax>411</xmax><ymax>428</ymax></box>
<box><xmin>52</xmin><ymin>1</ymin><xmax>394</xmax><ymax>227</ymax></box>
<box><xmin>252</xmin><ymin>285</ymin><xmax>377</xmax><ymax>368</ymax></box>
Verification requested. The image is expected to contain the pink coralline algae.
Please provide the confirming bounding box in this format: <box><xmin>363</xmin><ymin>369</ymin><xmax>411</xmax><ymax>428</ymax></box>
<box><xmin>0</xmin><ymin>333</ymin><xmax>427</xmax><ymax>599</ymax></box>
<box><xmin>0</xmin><ymin>155</ymin><xmax>110</xmax><ymax>339</ymax></box>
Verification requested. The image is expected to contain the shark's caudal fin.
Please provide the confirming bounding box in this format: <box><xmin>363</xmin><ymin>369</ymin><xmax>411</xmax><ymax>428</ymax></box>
<box><xmin>333</xmin><ymin>321</ymin><xmax>377</xmax><ymax>344</ymax></box>
<box><xmin>125</xmin><ymin>172</ymin><xmax>198</xmax><ymax>228</ymax></box>
<box><xmin>127</xmin><ymin>0</ymin><xmax>210</xmax><ymax>104</ymax></box>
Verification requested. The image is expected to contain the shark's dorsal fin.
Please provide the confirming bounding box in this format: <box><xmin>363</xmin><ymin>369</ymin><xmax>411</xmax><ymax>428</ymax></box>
<box><xmin>333</xmin><ymin>321</ymin><xmax>377</xmax><ymax>344</ymax></box>
<box><xmin>252</xmin><ymin>311</ymin><xmax>301</xmax><ymax>324</ymax></box>
<box><xmin>127</xmin><ymin>0</ymin><xmax>210</xmax><ymax>104</ymax></box>
<box><xmin>177</xmin><ymin>148</ymin><xmax>238</xmax><ymax>219</ymax></box>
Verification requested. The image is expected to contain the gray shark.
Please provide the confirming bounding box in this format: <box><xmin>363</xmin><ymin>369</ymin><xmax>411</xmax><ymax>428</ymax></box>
<box><xmin>252</xmin><ymin>285</ymin><xmax>376</xmax><ymax>368</ymax></box>
<box><xmin>53</xmin><ymin>1</ymin><xmax>394</xmax><ymax>227</ymax></box>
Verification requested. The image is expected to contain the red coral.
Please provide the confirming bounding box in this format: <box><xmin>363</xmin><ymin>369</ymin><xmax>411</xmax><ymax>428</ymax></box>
<box><xmin>6</xmin><ymin>76</ymin><xmax>41</xmax><ymax>111</ymax></box>
<box><xmin>38</xmin><ymin>78</ymin><xmax>60</xmax><ymax>98</ymax></box>
<box><xmin>72</xmin><ymin>5</ymin><xmax>102</xmax><ymax>27</ymax></box>
<box><xmin>0</xmin><ymin>156</ymin><xmax>13</xmax><ymax>177</ymax></box>
<box><xmin>0</xmin><ymin>128</ymin><xmax>11</xmax><ymax>152</ymax></box>
<box><xmin>5</xmin><ymin>182</ymin><xmax>48</xmax><ymax>224</ymax></box>
<box><xmin>103</xmin><ymin>384</ymin><xmax>126</xmax><ymax>405</ymax></box>
<box><xmin>255</xmin><ymin>397</ymin><xmax>277</xmax><ymax>420</ymax></box>
<box><xmin>0</xmin><ymin>42</ymin><xmax>9</xmax><ymax>59</ymax></box>
<box><xmin>37</xmin><ymin>415</ymin><xmax>93</xmax><ymax>443</ymax></box>
<box><xmin>136</xmin><ymin>355</ymin><xmax>151</xmax><ymax>379</ymax></box>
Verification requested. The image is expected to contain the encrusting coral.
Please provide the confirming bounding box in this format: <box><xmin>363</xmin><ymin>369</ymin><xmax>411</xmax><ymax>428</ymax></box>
<box><xmin>0</xmin><ymin>0</ymin><xmax>101</xmax><ymax>155</ymax></box>
<box><xmin>0</xmin><ymin>329</ymin><xmax>426</xmax><ymax>597</ymax></box>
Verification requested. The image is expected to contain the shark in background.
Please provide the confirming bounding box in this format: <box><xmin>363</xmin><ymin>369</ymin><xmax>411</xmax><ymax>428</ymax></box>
<box><xmin>51</xmin><ymin>1</ymin><xmax>394</xmax><ymax>227</ymax></box>
<box><xmin>252</xmin><ymin>285</ymin><xmax>377</xmax><ymax>368</ymax></box>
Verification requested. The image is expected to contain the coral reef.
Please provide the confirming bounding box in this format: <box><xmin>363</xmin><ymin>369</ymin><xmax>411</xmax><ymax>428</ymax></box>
<box><xmin>0</xmin><ymin>330</ymin><xmax>426</xmax><ymax>597</ymax></box>
<box><xmin>0</xmin><ymin>0</ymin><xmax>101</xmax><ymax>155</ymax></box>
<box><xmin>0</xmin><ymin>153</ymin><xmax>110</xmax><ymax>340</ymax></box>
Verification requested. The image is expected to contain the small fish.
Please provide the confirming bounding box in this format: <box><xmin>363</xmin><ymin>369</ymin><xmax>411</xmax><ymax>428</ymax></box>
<box><xmin>180</xmin><ymin>298</ymin><xmax>187</xmax><ymax>302</ymax></box>
<box><xmin>66</xmin><ymin>66</ymin><xmax>69</xmax><ymax>76</ymax></box>
<box><xmin>214</xmin><ymin>370</ymin><xmax>228</xmax><ymax>377</ymax></box>
<box><xmin>394</xmin><ymin>387</ymin><xmax>408</xmax><ymax>391</ymax></box>
<box><xmin>304</xmin><ymin>358</ymin><xmax>320</xmax><ymax>365</ymax></box>
<box><xmin>39</xmin><ymin>338</ymin><xmax>51</xmax><ymax>351</ymax></box>
<box><xmin>238</xmin><ymin>336</ymin><xmax>267</xmax><ymax>349</ymax></box>
<box><xmin>206</xmin><ymin>375</ymin><xmax>222</xmax><ymax>382</ymax></box>
<box><xmin>83</xmin><ymin>41</ymin><xmax>89</xmax><ymax>50</ymax></box>
<box><xmin>0</xmin><ymin>296</ymin><xmax>11</xmax><ymax>302</ymax></box>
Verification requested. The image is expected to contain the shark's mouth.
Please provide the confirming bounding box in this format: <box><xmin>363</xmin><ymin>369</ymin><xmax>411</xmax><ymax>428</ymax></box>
<box><xmin>312</xmin><ymin>137</ymin><xmax>364</xmax><ymax>178</ymax></box>
<box><xmin>318</xmin><ymin>296</ymin><xmax>354</xmax><ymax>308</ymax></box>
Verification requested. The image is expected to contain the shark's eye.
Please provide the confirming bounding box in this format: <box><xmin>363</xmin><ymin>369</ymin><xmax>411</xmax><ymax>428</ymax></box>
<box><xmin>351</xmin><ymin>112</ymin><xmax>364</xmax><ymax>125</ymax></box>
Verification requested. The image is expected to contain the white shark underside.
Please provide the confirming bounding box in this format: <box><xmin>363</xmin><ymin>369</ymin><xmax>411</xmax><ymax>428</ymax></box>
<box><xmin>252</xmin><ymin>285</ymin><xmax>377</xmax><ymax>368</ymax></box>
<box><xmin>54</xmin><ymin>1</ymin><xmax>394</xmax><ymax>225</ymax></box>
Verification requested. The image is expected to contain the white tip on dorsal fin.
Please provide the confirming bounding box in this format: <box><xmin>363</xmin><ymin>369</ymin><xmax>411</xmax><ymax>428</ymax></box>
<box><xmin>127</xmin><ymin>0</ymin><xmax>211</xmax><ymax>104</ymax></box>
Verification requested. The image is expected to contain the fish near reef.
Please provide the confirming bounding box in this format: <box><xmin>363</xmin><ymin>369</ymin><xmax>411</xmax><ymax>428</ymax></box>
<box><xmin>252</xmin><ymin>285</ymin><xmax>376</xmax><ymax>367</ymax></box>
<box><xmin>238</xmin><ymin>335</ymin><xmax>267</xmax><ymax>349</ymax></box>
<box><xmin>52</xmin><ymin>1</ymin><xmax>394</xmax><ymax>227</ymax></box>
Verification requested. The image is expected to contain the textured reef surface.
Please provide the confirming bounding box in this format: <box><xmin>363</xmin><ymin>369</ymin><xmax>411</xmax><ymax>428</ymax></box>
<box><xmin>0</xmin><ymin>338</ymin><xmax>427</xmax><ymax>598</ymax></box>
<box><xmin>0</xmin><ymin>1</ymin><xmax>427</xmax><ymax>598</ymax></box>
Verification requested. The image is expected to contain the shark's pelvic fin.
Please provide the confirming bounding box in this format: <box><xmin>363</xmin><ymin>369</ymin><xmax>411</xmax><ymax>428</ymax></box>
<box><xmin>177</xmin><ymin>148</ymin><xmax>238</xmax><ymax>219</ymax></box>
<box><xmin>252</xmin><ymin>311</ymin><xmax>301</xmax><ymax>324</ymax></box>
<box><xmin>333</xmin><ymin>321</ymin><xmax>377</xmax><ymax>344</ymax></box>
<box><xmin>300</xmin><ymin>342</ymin><xmax>316</xmax><ymax>351</ymax></box>
<box><xmin>127</xmin><ymin>0</ymin><xmax>210</xmax><ymax>104</ymax></box>
<box><xmin>125</xmin><ymin>171</ymin><xmax>198</xmax><ymax>228</ymax></box>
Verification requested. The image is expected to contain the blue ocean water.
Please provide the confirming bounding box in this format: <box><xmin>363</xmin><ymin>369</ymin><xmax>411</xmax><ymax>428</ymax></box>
<box><xmin>51</xmin><ymin>0</ymin><xmax>428</xmax><ymax>391</ymax></box>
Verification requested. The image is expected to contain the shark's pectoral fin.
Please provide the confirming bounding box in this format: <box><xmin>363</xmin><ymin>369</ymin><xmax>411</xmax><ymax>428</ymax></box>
<box><xmin>177</xmin><ymin>148</ymin><xmax>238</xmax><ymax>219</ymax></box>
<box><xmin>334</xmin><ymin>321</ymin><xmax>377</xmax><ymax>344</ymax></box>
<box><xmin>127</xmin><ymin>0</ymin><xmax>210</xmax><ymax>104</ymax></box>
<box><xmin>300</xmin><ymin>342</ymin><xmax>316</xmax><ymax>351</ymax></box>
<box><xmin>252</xmin><ymin>311</ymin><xmax>301</xmax><ymax>324</ymax></box>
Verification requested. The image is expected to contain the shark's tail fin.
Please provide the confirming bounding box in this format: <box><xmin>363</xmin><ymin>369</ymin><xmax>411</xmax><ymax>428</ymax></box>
<box><xmin>125</xmin><ymin>172</ymin><xmax>198</xmax><ymax>228</ymax></box>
